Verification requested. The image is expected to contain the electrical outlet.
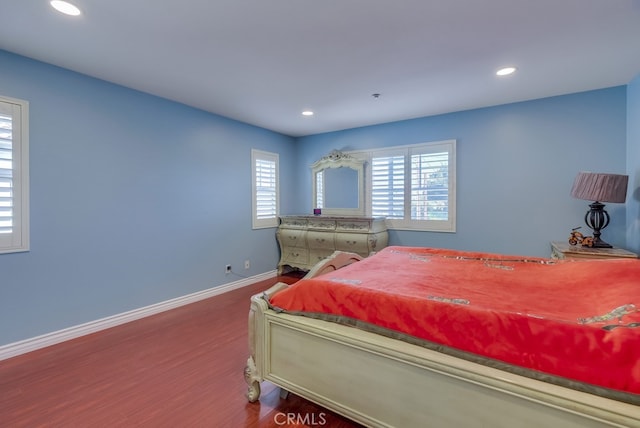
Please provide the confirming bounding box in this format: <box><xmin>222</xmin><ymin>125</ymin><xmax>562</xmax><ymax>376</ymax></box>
<box><xmin>244</xmin><ymin>259</ymin><xmax>250</xmax><ymax>269</ymax></box>
<box><xmin>225</xmin><ymin>264</ymin><xmax>231</xmax><ymax>274</ymax></box>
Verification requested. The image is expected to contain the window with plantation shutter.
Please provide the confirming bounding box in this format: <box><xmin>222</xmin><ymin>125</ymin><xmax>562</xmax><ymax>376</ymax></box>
<box><xmin>371</xmin><ymin>154</ymin><xmax>404</xmax><ymax>219</ymax></box>
<box><xmin>251</xmin><ymin>149</ymin><xmax>279</xmax><ymax>229</ymax></box>
<box><xmin>359</xmin><ymin>139</ymin><xmax>455</xmax><ymax>232</ymax></box>
<box><xmin>411</xmin><ymin>150</ymin><xmax>450</xmax><ymax>221</ymax></box>
<box><xmin>0</xmin><ymin>96</ymin><xmax>29</xmax><ymax>254</ymax></box>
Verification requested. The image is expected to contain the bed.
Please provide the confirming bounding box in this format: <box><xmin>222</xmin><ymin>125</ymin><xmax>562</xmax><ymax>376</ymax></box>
<box><xmin>245</xmin><ymin>246</ymin><xmax>640</xmax><ymax>427</ymax></box>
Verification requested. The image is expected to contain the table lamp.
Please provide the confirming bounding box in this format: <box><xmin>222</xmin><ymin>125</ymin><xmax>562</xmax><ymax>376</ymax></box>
<box><xmin>570</xmin><ymin>171</ymin><xmax>628</xmax><ymax>248</ymax></box>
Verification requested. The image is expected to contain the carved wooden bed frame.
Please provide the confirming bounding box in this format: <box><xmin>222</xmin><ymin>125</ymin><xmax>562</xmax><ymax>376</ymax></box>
<box><xmin>244</xmin><ymin>251</ymin><xmax>639</xmax><ymax>427</ymax></box>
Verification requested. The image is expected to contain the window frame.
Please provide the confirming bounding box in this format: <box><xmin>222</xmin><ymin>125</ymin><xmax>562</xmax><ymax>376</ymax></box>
<box><xmin>251</xmin><ymin>149</ymin><xmax>279</xmax><ymax>229</ymax></box>
<box><xmin>0</xmin><ymin>95</ymin><xmax>29</xmax><ymax>254</ymax></box>
<box><xmin>353</xmin><ymin>139</ymin><xmax>456</xmax><ymax>232</ymax></box>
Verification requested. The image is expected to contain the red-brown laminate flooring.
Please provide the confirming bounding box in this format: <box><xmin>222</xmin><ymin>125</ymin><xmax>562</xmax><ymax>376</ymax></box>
<box><xmin>0</xmin><ymin>275</ymin><xmax>362</xmax><ymax>427</ymax></box>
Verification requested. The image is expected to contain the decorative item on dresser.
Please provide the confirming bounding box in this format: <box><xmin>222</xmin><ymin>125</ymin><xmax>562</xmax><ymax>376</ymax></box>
<box><xmin>276</xmin><ymin>215</ymin><xmax>388</xmax><ymax>273</ymax></box>
<box><xmin>550</xmin><ymin>241</ymin><xmax>638</xmax><ymax>260</ymax></box>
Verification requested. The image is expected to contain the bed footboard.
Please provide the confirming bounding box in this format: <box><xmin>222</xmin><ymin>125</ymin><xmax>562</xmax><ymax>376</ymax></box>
<box><xmin>247</xmin><ymin>303</ymin><xmax>639</xmax><ymax>427</ymax></box>
<box><xmin>244</xmin><ymin>251</ymin><xmax>640</xmax><ymax>427</ymax></box>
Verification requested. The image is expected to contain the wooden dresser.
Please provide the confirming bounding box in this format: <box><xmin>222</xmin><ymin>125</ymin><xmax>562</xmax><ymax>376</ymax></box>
<box><xmin>277</xmin><ymin>216</ymin><xmax>388</xmax><ymax>273</ymax></box>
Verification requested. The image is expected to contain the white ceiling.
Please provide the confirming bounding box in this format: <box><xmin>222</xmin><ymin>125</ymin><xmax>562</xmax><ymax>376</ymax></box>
<box><xmin>1</xmin><ymin>0</ymin><xmax>639</xmax><ymax>137</ymax></box>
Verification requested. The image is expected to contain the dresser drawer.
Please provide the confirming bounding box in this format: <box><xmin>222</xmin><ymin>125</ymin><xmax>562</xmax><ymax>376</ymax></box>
<box><xmin>278</xmin><ymin>229</ymin><xmax>306</xmax><ymax>248</ymax></box>
<box><xmin>307</xmin><ymin>218</ymin><xmax>337</xmax><ymax>231</ymax></box>
<box><xmin>281</xmin><ymin>248</ymin><xmax>309</xmax><ymax>265</ymax></box>
<box><xmin>336</xmin><ymin>219</ymin><xmax>371</xmax><ymax>232</ymax></box>
<box><xmin>280</xmin><ymin>217</ymin><xmax>308</xmax><ymax>229</ymax></box>
<box><xmin>307</xmin><ymin>231</ymin><xmax>335</xmax><ymax>250</ymax></box>
<box><xmin>309</xmin><ymin>249</ymin><xmax>335</xmax><ymax>266</ymax></box>
<box><xmin>334</xmin><ymin>233</ymin><xmax>370</xmax><ymax>254</ymax></box>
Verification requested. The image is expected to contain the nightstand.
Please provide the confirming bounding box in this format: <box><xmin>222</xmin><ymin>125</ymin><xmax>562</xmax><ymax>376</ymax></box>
<box><xmin>550</xmin><ymin>241</ymin><xmax>638</xmax><ymax>260</ymax></box>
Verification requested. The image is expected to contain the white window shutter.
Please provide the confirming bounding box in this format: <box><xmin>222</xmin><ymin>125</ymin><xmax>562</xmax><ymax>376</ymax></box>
<box><xmin>359</xmin><ymin>139</ymin><xmax>455</xmax><ymax>231</ymax></box>
<box><xmin>410</xmin><ymin>151</ymin><xmax>449</xmax><ymax>221</ymax></box>
<box><xmin>371</xmin><ymin>155</ymin><xmax>404</xmax><ymax>218</ymax></box>
<box><xmin>0</xmin><ymin>96</ymin><xmax>29</xmax><ymax>253</ymax></box>
<box><xmin>0</xmin><ymin>119</ymin><xmax>13</xmax><ymax>234</ymax></box>
<box><xmin>252</xmin><ymin>149</ymin><xmax>279</xmax><ymax>229</ymax></box>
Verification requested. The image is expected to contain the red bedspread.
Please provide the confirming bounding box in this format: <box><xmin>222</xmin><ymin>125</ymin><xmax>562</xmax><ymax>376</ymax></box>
<box><xmin>268</xmin><ymin>246</ymin><xmax>640</xmax><ymax>395</ymax></box>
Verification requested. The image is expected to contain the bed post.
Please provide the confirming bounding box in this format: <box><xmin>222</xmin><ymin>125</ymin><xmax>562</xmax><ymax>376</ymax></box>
<box><xmin>245</xmin><ymin>252</ymin><xmax>362</xmax><ymax>402</ymax></box>
<box><xmin>244</xmin><ymin>299</ymin><xmax>262</xmax><ymax>403</ymax></box>
<box><xmin>245</xmin><ymin>282</ymin><xmax>290</xmax><ymax>402</ymax></box>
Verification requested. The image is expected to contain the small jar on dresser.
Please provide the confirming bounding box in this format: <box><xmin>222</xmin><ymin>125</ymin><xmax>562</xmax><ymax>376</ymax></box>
<box><xmin>277</xmin><ymin>215</ymin><xmax>388</xmax><ymax>274</ymax></box>
<box><xmin>550</xmin><ymin>241</ymin><xmax>638</xmax><ymax>260</ymax></box>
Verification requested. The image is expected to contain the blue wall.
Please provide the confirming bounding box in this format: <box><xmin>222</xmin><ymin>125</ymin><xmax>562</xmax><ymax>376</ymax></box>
<box><xmin>627</xmin><ymin>74</ymin><xmax>640</xmax><ymax>254</ymax></box>
<box><xmin>0</xmin><ymin>47</ymin><xmax>634</xmax><ymax>348</ymax></box>
<box><xmin>294</xmin><ymin>88</ymin><xmax>628</xmax><ymax>257</ymax></box>
<box><xmin>0</xmin><ymin>50</ymin><xmax>296</xmax><ymax>345</ymax></box>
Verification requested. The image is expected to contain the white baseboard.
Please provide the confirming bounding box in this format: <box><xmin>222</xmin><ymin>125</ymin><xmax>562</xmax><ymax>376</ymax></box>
<box><xmin>0</xmin><ymin>270</ymin><xmax>277</xmax><ymax>361</ymax></box>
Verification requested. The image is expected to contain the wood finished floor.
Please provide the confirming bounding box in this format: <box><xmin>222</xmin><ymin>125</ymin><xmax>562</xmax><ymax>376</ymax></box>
<box><xmin>0</xmin><ymin>275</ymin><xmax>363</xmax><ymax>427</ymax></box>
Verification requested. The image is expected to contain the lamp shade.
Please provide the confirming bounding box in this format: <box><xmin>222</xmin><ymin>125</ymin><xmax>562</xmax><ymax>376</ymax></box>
<box><xmin>570</xmin><ymin>172</ymin><xmax>628</xmax><ymax>203</ymax></box>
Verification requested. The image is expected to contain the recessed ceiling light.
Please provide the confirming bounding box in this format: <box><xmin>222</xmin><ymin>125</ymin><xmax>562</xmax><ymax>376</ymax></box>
<box><xmin>302</xmin><ymin>110</ymin><xmax>314</xmax><ymax>116</ymax></box>
<box><xmin>50</xmin><ymin>1</ymin><xmax>81</xmax><ymax>16</ymax></box>
<box><xmin>496</xmin><ymin>66</ymin><xmax>517</xmax><ymax>76</ymax></box>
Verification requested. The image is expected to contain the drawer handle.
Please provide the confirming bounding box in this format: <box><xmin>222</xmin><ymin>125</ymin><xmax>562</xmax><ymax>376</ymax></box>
<box><xmin>315</xmin><ymin>238</ymin><xmax>325</xmax><ymax>242</ymax></box>
<box><xmin>288</xmin><ymin>236</ymin><xmax>297</xmax><ymax>241</ymax></box>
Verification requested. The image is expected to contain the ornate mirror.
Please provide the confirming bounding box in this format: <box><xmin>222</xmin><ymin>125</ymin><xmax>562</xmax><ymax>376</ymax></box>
<box><xmin>311</xmin><ymin>150</ymin><xmax>365</xmax><ymax>216</ymax></box>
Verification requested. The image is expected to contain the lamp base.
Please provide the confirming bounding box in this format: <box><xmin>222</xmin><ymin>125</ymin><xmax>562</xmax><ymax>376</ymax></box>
<box><xmin>582</xmin><ymin>201</ymin><xmax>613</xmax><ymax>249</ymax></box>
<box><xmin>585</xmin><ymin>237</ymin><xmax>613</xmax><ymax>249</ymax></box>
